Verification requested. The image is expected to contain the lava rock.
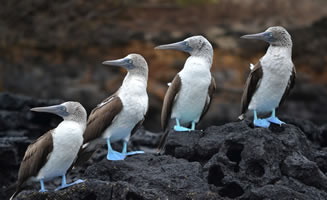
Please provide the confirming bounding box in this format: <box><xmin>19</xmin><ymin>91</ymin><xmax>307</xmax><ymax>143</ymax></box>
<box><xmin>12</xmin><ymin>118</ymin><xmax>327</xmax><ymax>200</ymax></box>
<box><xmin>0</xmin><ymin>93</ymin><xmax>63</xmax><ymax>200</ymax></box>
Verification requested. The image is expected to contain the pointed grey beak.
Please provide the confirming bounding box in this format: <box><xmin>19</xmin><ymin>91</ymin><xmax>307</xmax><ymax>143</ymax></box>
<box><xmin>31</xmin><ymin>104</ymin><xmax>69</xmax><ymax>117</ymax></box>
<box><xmin>241</xmin><ymin>31</ymin><xmax>273</xmax><ymax>42</ymax></box>
<box><xmin>102</xmin><ymin>57</ymin><xmax>133</xmax><ymax>70</ymax></box>
<box><xmin>155</xmin><ymin>41</ymin><xmax>192</xmax><ymax>53</ymax></box>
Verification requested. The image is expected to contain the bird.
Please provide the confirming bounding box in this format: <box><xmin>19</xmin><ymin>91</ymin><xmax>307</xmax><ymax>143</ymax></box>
<box><xmin>74</xmin><ymin>53</ymin><xmax>148</xmax><ymax>163</ymax></box>
<box><xmin>10</xmin><ymin>102</ymin><xmax>87</xmax><ymax>200</ymax></box>
<box><xmin>155</xmin><ymin>35</ymin><xmax>216</xmax><ymax>152</ymax></box>
<box><xmin>239</xmin><ymin>26</ymin><xmax>296</xmax><ymax>128</ymax></box>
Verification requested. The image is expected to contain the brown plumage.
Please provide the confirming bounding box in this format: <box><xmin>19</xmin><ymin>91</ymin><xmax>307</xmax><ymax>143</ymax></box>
<box><xmin>200</xmin><ymin>76</ymin><xmax>216</xmax><ymax>121</ymax></box>
<box><xmin>239</xmin><ymin>62</ymin><xmax>263</xmax><ymax>119</ymax></box>
<box><xmin>157</xmin><ymin>75</ymin><xmax>216</xmax><ymax>153</ymax></box>
<box><xmin>11</xmin><ymin>131</ymin><xmax>53</xmax><ymax>199</ymax></box>
<box><xmin>161</xmin><ymin>75</ymin><xmax>182</xmax><ymax>131</ymax></box>
<box><xmin>83</xmin><ymin>95</ymin><xmax>123</xmax><ymax>144</ymax></box>
<box><xmin>239</xmin><ymin>62</ymin><xmax>296</xmax><ymax>120</ymax></box>
<box><xmin>73</xmin><ymin>95</ymin><xmax>123</xmax><ymax>166</ymax></box>
<box><xmin>279</xmin><ymin>67</ymin><xmax>296</xmax><ymax>106</ymax></box>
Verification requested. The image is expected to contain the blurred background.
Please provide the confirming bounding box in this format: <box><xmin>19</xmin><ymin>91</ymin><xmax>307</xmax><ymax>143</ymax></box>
<box><xmin>1</xmin><ymin>0</ymin><xmax>327</xmax><ymax>133</ymax></box>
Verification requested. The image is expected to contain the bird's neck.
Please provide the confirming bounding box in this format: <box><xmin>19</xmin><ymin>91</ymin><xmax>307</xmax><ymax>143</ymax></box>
<box><xmin>190</xmin><ymin>47</ymin><xmax>213</xmax><ymax>65</ymax></box>
<box><xmin>63</xmin><ymin>115</ymin><xmax>87</xmax><ymax>126</ymax></box>
<box><xmin>266</xmin><ymin>45</ymin><xmax>292</xmax><ymax>58</ymax></box>
<box><xmin>120</xmin><ymin>72</ymin><xmax>148</xmax><ymax>93</ymax></box>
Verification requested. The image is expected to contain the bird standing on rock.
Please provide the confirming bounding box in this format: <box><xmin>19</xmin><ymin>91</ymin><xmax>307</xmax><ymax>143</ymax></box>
<box><xmin>239</xmin><ymin>26</ymin><xmax>296</xmax><ymax>128</ymax></box>
<box><xmin>155</xmin><ymin>35</ymin><xmax>216</xmax><ymax>152</ymax></box>
<box><xmin>74</xmin><ymin>54</ymin><xmax>148</xmax><ymax>163</ymax></box>
<box><xmin>10</xmin><ymin>102</ymin><xmax>87</xmax><ymax>200</ymax></box>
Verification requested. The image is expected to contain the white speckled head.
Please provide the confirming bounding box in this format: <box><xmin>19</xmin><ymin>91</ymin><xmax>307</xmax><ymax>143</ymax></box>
<box><xmin>31</xmin><ymin>101</ymin><xmax>87</xmax><ymax>123</ymax></box>
<box><xmin>103</xmin><ymin>54</ymin><xmax>148</xmax><ymax>78</ymax></box>
<box><xmin>265</xmin><ymin>26</ymin><xmax>292</xmax><ymax>47</ymax></box>
<box><xmin>241</xmin><ymin>26</ymin><xmax>292</xmax><ymax>47</ymax></box>
<box><xmin>61</xmin><ymin>101</ymin><xmax>87</xmax><ymax>123</ymax></box>
<box><xmin>155</xmin><ymin>35</ymin><xmax>213</xmax><ymax>58</ymax></box>
<box><xmin>184</xmin><ymin>35</ymin><xmax>213</xmax><ymax>56</ymax></box>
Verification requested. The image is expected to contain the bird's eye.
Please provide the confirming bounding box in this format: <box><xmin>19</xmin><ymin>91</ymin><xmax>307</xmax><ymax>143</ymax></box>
<box><xmin>269</xmin><ymin>32</ymin><xmax>273</xmax><ymax>37</ymax></box>
<box><xmin>128</xmin><ymin>59</ymin><xmax>133</xmax><ymax>64</ymax></box>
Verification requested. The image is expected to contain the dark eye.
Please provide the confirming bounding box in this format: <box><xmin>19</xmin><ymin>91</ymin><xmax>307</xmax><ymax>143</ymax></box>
<box><xmin>128</xmin><ymin>59</ymin><xmax>133</xmax><ymax>64</ymax></box>
<box><xmin>269</xmin><ymin>32</ymin><xmax>273</xmax><ymax>37</ymax></box>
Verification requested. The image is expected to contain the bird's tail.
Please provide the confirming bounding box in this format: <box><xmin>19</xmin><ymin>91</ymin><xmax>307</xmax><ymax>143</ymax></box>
<box><xmin>9</xmin><ymin>186</ymin><xmax>21</xmax><ymax>200</ymax></box>
<box><xmin>157</xmin><ymin>119</ymin><xmax>175</xmax><ymax>154</ymax></box>
<box><xmin>157</xmin><ymin>129</ymin><xmax>170</xmax><ymax>154</ymax></box>
<box><xmin>238</xmin><ymin>114</ymin><xmax>245</xmax><ymax>121</ymax></box>
<box><xmin>72</xmin><ymin>144</ymin><xmax>97</xmax><ymax>168</ymax></box>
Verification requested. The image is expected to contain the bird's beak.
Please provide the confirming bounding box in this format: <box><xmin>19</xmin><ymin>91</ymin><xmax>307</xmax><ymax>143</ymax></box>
<box><xmin>155</xmin><ymin>41</ymin><xmax>192</xmax><ymax>53</ymax></box>
<box><xmin>241</xmin><ymin>31</ymin><xmax>273</xmax><ymax>42</ymax></box>
<box><xmin>102</xmin><ymin>57</ymin><xmax>133</xmax><ymax>70</ymax></box>
<box><xmin>31</xmin><ymin>104</ymin><xmax>69</xmax><ymax>117</ymax></box>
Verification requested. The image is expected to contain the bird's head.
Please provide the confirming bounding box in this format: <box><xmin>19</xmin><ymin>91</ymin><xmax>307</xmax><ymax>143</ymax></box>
<box><xmin>155</xmin><ymin>35</ymin><xmax>213</xmax><ymax>57</ymax></box>
<box><xmin>241</xmin><ymin>26</ymin><xmax>292</xmax><ymax>47</ymax></box>
<box><xmin>31</xmin><ymin>101</ymin><xmax>87</xmax><ymax>123</ymax></box>
<box><xmin>102</xmin><ymin>54</ymin><xmax>148</xmax><ymax>77</ymax></box>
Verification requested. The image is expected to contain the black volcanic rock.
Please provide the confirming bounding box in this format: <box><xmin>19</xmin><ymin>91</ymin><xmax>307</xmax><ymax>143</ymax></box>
<box><xmin>11</xmin><ymin>118</ymin><xmax>327</xmax><ymax>200</ymax></box>
<box><xmin>0</xmin><ymin>93</ymin><xmax>62</xmax><ymax>200</ymax></box>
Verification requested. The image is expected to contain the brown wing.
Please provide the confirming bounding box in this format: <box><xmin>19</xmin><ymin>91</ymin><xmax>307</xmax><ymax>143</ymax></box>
<box><xmin>240</xmin><ymin>62</ymin><xmax>263</xmax><ymax>115</ymax></box>
<box><xmin>16</xmin><ymin>131</ymin><xmax>53</xmax><ymax>190</ymax></box>
<box><xmin>200</xmin><ymin>75</ymin><xmax>216</xmax><ymax>121</ymax></box>
<box><xmin>279</xmin><ymin>67</ymin><xmax>296</xmax><ymax>106</ymax></box>
<box><xmin>161</xmin><ymin>74</ymin><xmax>182</xmax><ymax>131</ymax></box>
<box><xmin>83</xmin><ymin>95</ymin><xmax>123</xmax><ymax>144</ymax></box>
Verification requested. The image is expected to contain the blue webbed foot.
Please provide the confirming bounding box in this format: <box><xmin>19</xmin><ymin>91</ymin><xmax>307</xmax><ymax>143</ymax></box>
<box><xmin>125</xmin><ymin>151</ymin><xmax>144</xmax><ymax>156</ymax></box>
<box><xmin>266</xmin><ymin>116</ymin><xmax>285</xmax><ymax>125</ymax></box>
<box><xmin>55</xmin><ymin>179</ymin><xmax>84</xmax><ymax>191</ymax></box>
<box><xmin>39</xmin><ymin>188</ymin><xmax>48</xmax><ymax>192</ymax></box>
<box><xmin>253</xmin><ymin>118</ymin><xmax>270</xmax><ymax>128</ymax></box>
<box><xmin>107</xmin><ymin>150</ymin><xmax>126</xmax><ymax>160</ymax></box>
<box><xmin>174</xmin><ymin>125</ymin><xmax>191</xmax><ymax>132</ymax></box>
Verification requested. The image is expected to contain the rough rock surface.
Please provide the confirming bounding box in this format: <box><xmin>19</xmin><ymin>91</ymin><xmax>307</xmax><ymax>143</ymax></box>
<box><xmin>0</xmin><ymin>93</ymin><xmax>63</xmax><ymax>200</ymax></box>
<box><xmin>9</xmin><ymin>117</ymin><xmax>327</xmax><ymax>200</ymax></box>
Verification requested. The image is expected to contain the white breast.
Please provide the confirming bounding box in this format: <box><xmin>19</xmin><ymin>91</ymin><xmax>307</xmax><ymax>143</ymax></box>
<box><xmin>171</xmin><ymin>57</ymin><xmax>212</xmax><ymax>124</ymax></box>
<box><xmin>248</xmin><ymin>47</ymin><xmax>293</xmax><ymax>113</ymax></box>
<box><xmin>103</xmin><ymin>76</ymin><xmax>148</xmax><ymax>142</ymax></box>
<box><xmin>36</xmin><ymin>121</ymin><xmax>84</xmax><ymax>180</ymax></box>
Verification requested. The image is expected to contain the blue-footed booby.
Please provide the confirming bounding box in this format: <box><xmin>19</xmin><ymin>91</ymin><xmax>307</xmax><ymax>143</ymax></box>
<box><xmin>75</xmin><ymin>54</ymin><xmax>148</xmax><ymax>162</ymax></box>
<box><xmin>155</xmin><ymin>35</ymin><xmax>216</xmax><ymax>152</ymax></box>
<box><xmin>10</xmin><ymin>102</ymin><xmax>87</xmax><ymax>200</ymax></box>
<box><xmin>239</xmin><ymin>26</ymin><xmax>296</xmax><ymax>128</ymax></box>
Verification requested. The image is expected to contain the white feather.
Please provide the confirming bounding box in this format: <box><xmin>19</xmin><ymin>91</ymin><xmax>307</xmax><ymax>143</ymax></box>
<box><xmin>171</xmin><ymin>56</ymin><xmax>212</xmax><ymax>124</ymax></box>
<box><xmin>36</xmin><ymin>121</ymin><xmax>84</xmax><ymax>180</ymax></box>
<box><xmin>250</xmin><ymin>63</ymin><xmax>255</xmax><ymax>70</ymax></box>
<box><xmin>248</xmin><ymin>46</ymin><xmax>293</xmax><ymax>113</ymax></box>
<box><xmin>102</xmin><ymin>75</ymin><xmax>148</xmax><ymax>142</ymax></box>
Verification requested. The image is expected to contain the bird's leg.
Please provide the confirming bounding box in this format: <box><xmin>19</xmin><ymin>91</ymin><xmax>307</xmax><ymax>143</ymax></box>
<box><xmin>191</xmin><ymin>121</ymin><xmax>196</xmax><ymax>131</ymax></box>
<box><xmin>55</xmin><ymin>174</ymin><xmax>84</xmax><ymax>191</ymax></box>
<box><xmin>174</xmin><ymin>118</ymin><xmax>192</xmax><ymax>132</ymax></box>
<box><xmin>39</xmin><ymin>179</ymin><xmax>47</xmax><ymax>192</ymax></box>
<box><xmin>122</xmin><ymin>140</ymin><xmax>144</xmax><ymax>156</ymax></box>
<box><xmin>265</xmin><ymin>109</ymin><xmax>285</xmax><ymax>125</ymax></box>
<box><xmin>253</xmin><ymin>110</ymin><xmax>270</xmax><ymax>128</ymax></box>
<box><xmin>106</xmin><ymin>138</ymin><xmax>125</xmax><ymax>161</ymax></box>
